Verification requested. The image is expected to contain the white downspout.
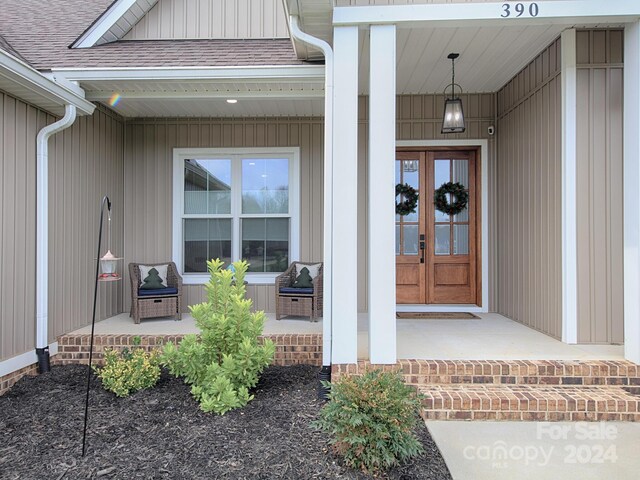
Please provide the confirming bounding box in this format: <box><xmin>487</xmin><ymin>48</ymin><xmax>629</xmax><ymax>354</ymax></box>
<box><xmin>36</xmin><ymin>104</ymin><xmax>77</xmax><ymax>372</ymax></box>
<box><xmin>288</xmin><ymin>16</ymin><xmax>334</xmax><ymax>372</ymax></box>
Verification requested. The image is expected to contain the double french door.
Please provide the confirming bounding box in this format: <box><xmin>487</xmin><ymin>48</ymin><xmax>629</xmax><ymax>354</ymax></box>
<box><xmin>395</xmin><ymin>148</ymin><xmax>480</xmax><ymax>305</ymax></box>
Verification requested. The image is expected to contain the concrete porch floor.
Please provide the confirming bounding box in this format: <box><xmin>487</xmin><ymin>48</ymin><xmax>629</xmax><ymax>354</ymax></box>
<box><xmin>71</xmin><ymin>312</ymin><xmax>624</xmax><ymax>361</ymax></box>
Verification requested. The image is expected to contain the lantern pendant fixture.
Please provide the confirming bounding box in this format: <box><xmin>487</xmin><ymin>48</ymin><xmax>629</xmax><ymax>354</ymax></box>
<box><xmin>441</xmin><ymin>53</ymin><xmax>466</xmax><ymax>134</ymax></box>
<box><xmin>99</xmin><ymin>208</ymin><xmax>122</xmax><ymax>282</ymax></box>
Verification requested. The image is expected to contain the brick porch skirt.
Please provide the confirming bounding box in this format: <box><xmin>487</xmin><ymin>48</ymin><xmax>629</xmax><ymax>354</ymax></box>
<box><xmin>0</xmin><ymin>333</ymin><xmax>322</xmax><ymax>396</ymax></box>
<box><xmin>4</xmin><ymin>342</ymin><xmax>640</xmax><ymax>421</ymax></box>
<box><xmin>333</xmin><ymin>360</ymin><xmax>640</xmax><ymax>422</ymax></box>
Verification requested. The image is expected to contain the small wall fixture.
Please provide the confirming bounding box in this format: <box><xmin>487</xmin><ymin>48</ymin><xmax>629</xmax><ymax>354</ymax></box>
<box><xmin>441</xmin><ymin>53</ymin><xmax>465</xmax><ymax>134</ymax></box>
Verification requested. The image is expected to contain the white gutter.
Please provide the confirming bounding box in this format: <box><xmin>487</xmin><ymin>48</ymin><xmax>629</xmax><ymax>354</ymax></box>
<box><xmin>288</xmin><ymin>15</ymin><xmax>334</xmax><ymax>368</ymax></box>
<box><xmin>35</xmin><ymin>104</ymin><xmax>78</xmax><ymax>370</ymax></box>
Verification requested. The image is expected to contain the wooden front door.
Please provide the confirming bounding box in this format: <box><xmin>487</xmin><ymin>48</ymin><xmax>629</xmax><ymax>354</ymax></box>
<box><xmin>395</xmin><ymin>148</ymin><xmax>479</xmax><ymax>305</ymax></box>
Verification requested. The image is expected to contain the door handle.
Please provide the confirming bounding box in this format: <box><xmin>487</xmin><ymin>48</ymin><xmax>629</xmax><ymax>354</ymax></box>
<box><xmin>420</xmin><ymin>239</ymin><xmax>425</xmax><ymax>264</ymax></box>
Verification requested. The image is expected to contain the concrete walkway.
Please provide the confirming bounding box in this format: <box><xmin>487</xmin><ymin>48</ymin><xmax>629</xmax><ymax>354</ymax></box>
<box><xmin>426</xmin><ymin>421</ymin><xmax>640</xmax><ymax>479</ymax></box>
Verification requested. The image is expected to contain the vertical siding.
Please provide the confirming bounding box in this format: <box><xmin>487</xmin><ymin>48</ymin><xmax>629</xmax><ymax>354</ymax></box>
<box><xmin>496</xmin><ymin>39</ymin><xmax>563</xmax><ymax>339</ymax></box>
<box><xmin>123</xmin><ymin>118</ymin><xmax>324</xmax><ymax>313</ymax></box>
<box><xmin>124</xmin><ymin>0</ymin><xmax>289</xmax><ymax>40</ymax></box>
<box><xmin>0</xmin><ymin>91</ymin><xmax>43</xmax><ymax>361</ymax></box>
<box><xmin>575</xmin><ymin>30</ymin><xmax>624</xmax><ymax>344</ymax></box>
<box><xmin>0</xmin><ymin>94</ymin><xmax>124</xmax><ymax>362</ymax></box>
<box><xmin>358</xmin><ymin>93</ymin><xmax>497</xmax><ymax>311</ymax></box>
<box><xmin>48</xmin><ymin>105</ymin><xmax>125</xmax><ymax>342</ymax></box>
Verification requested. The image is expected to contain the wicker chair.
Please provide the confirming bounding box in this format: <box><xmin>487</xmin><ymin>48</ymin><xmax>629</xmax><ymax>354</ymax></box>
<box><xmin>129</xmin><ymin>262</ymin><xmax>183</xmax><ymax>324</ymax></box>
<box><xmin>275</xmin><ymin>262</ymin><xmax>323</xmax><ymax>322</ymax></box>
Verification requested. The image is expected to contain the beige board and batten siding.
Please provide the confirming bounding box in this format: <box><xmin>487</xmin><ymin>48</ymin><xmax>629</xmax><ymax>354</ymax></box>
<box><xmin>496</xmin><ymin>38</ymin><xmax>562</xmax><ymax>339</ymax></box>
<box><xmin>359</xmin><ymin>93</ymin><xmax>497</xmax><ymax>311</ymax></box>
<box><xmin>575</xmin><ymin>29</ymin><xmax>624</xmax><ymax>344</ymax></box>
<box><xmin>335</xmin><ymin>0</ymin><xmax>560</xmax><ymax>5</ymax></box>
<box><xmin>0</xmin><ymin>92</ymin><xmax>124</xmax><ymax>362</ymax></box>
<box><xmin>123</xmin><ymin>118</ymin><xmax>324</xmax><ymax>313</ymax></box>
<box><xmin>48</xmin><ymin>104</ymin><xmax>125</xmax><ymax>343</ymax></box>
<box><xmin>124</xmin><ymin>0</ymin><xmax>289</xmax><ymax>40</ymax></box>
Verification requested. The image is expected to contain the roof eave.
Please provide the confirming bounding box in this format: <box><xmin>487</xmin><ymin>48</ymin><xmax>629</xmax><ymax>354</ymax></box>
<box><xmin>0</xmin><ymin>50</ymin><xmax>95</xmax><ymax>116</ymax></box>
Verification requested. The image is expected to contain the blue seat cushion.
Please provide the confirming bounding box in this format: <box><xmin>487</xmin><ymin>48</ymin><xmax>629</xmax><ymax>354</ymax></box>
<box><xmin>138</xmin><ymin>287</ymin><xmax>178</xmax><ymax>297</ymax></box>
<box><xmin>279</xmin><ymin>287</ymin><xmax>313</xmax><ymax>295</ymax></box>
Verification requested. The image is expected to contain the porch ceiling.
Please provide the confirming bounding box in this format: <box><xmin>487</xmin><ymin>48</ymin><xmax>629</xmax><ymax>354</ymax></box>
<box><xmin>362</xmin><ymin>24</ymin><xmax>568</xmax><ymax>94</ymax></box>
<box><xmin>74</xmin><ymin>77</ymin><xmax>326</xmax><ymax>117</ymax></box>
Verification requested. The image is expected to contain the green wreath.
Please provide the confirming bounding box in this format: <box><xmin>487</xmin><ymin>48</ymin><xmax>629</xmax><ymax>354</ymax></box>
<box><xmin>434</xmin><ymin>182</ymin><xmax>469</xmax><ymax>216</ymax></box>
<box><xmin>396</xmin><ymin>183</ymin><xmax>419</xmax><ymax>216</ymax></box>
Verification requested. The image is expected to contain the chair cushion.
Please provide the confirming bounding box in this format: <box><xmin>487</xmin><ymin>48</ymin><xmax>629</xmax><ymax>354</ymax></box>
<box><xmin>279</xmin><ymin>287</ymin><xmax>313</xmax><ymax>295</ymax></box>
<box><xmin>138</xmin><ymin>287</ymin><xmax>178</xmax><ymax>296</ymax></box>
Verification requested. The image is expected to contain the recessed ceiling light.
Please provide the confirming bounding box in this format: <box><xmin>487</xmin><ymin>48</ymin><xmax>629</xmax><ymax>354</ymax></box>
<box><xmin>226</xmin><ymin>99</ymin><xmax>238</xmax><ymax>104</ymax></box>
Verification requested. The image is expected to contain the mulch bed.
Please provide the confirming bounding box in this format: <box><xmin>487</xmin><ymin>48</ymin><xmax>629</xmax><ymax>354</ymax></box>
<box><xmin>0</xmin><ymin>364</ymin><xmax>452</xmax><ymax>479</ymax></box>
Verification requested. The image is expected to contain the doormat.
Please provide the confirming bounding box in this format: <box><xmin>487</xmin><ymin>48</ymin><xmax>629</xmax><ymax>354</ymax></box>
<box><xmin>396</xmin><ymin>312</ymin><xmax>480</xmax><ymax>319</ymax></box>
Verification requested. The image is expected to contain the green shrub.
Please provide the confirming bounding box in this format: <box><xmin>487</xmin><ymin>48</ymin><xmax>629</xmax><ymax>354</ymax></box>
<box><xmin>94</xmin><ymin>337</ymin><xmax>161</xmax><ymax>397</ymax></box>
<box><xmin>313</xmin><ymin>369</ymin><xmax>424</xmax><ymax>473</ymax></box>
<box><xmin>162</xmin><ymin>259</ymin><xmax>275</xmax><ymax>414</ymax></box>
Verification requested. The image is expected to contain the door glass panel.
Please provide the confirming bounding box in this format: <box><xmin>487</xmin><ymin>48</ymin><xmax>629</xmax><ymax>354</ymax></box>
<box><xmin>400</xmin><ymin>160</ymin><xmax>419</xmax><ymax>222</ymax></box>
<box><xmin>452</xmin><ymin>159</ymin><xmax>469</xmax><ymax>188</ymax></box>
<box><xmin>395</xmin><ymin>224</ymin><xmax>401</xmax><ymax>255</ymax></box>
<box><xmin>434</xmin><ymin>225</ymin><xmax>450</xmax><ymax>255</ymax></box>
<box><xmin>434</xmin><ymin>159</ymin><xmax>450</xmax><ymax>222</ymax></box>
<box><xmin>403</xmin><ymin>225</ymin><xmax>419</xmax><ymax>255</ymax></box>
<box><xmin>453</xmin><ymin>224</ymin><xmax>469</xmax><ymax>255</ymax></box>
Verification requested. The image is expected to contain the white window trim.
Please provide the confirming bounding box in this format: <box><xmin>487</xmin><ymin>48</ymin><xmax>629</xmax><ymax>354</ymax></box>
<box><xmin>172</xmin><ymin>147</ymin><xmax>300</xmax><ymax>285</ymax></box>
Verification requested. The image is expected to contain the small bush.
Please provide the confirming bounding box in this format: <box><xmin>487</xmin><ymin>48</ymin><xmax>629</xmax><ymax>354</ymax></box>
<box><xmin>94</xmin><ymin>338</ymin><xmax>161</xmax><ymax>397</ymax></box>
<box><xmin>162</xmin><ymin>259</ymin><xmax>275</xmax><ymax>414</ymax></box>
<box><xmin>313</xmin><ymin>369</ymin><xmax>424</xmax><ymax>473</ymax></box>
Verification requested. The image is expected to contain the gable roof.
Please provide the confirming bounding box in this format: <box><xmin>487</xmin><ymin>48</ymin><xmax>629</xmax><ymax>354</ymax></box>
<box><xmin>73</xmin><ymin>0</ymin><xmax>158</xmax><ymax>48</ymax></box>
<box><xmin>0</xmin><ymin>0</ymin><xmax>306</xmax><ymax>70</ymax></box>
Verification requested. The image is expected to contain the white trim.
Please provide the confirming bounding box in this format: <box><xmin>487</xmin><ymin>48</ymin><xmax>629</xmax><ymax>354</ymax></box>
<box><xmin>53</xmin><ymin>66</ymin><xmax>325</xmax><ymax>82</ymax></box>
<box><xmin>172</xmin><ymin>147</ymin><xmax>300</xmax><ymax>284</ymax></box>
<box><xmin>368</xmin><ymin>24</ymin><xmax>397</xmax><ymax>365</ymax></box>
<box><xmin>624</xmin><ymin>21</ymin><xmax>640</xmax><ymax>364</ymax></box>
<box><xmin>333</xmin><ymin>1</ymin><xmax>640</xmax><ymax>27</ymax></box>
<box><xmin>396</xmin><ymin>305</ymin><xmax>484</xmax><ymax>313</ymax></box>
<box><xmin>331</xmin><ymin>25</ymin><xmax>359</xmax><ymax>365</ymax></box>
<box><xmin>72</xmin><ymin>0</ymin><xmax>156</xmax><ymax>48</ymax></box>
<box><xmin>396</xmin><ymin>139</ymin><xmax>490</xmax><ymax>314</ymax></box>
<box><xmin>561</xmin><ymin>29</ymin><xmax>579</xmax><ymax>344</ymax></box>
<box><xmin>85</xmin><ymin>89</ymin><xmax>324</xmax><ymax>101</ymax></box>
<box><xmin>0</xmin><ymin>50</ymin><xmax>95</xmax><ymax>115</ymax></box>
<box><xmin>0</xmin><ymin>343</ymin><xmax>58</xmax><ymax>378</ymax></box>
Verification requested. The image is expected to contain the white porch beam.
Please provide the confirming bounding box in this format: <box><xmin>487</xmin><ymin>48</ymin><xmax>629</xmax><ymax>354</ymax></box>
<box><xmin>561</xmin><ymin>29</ymin><xmax>578</xmax><ymax>344</ymax></box>
<box><xmin>368</xmin><ymin>25</ymin><xmax>397</xmax><ymax>365</ymax></box>
<box><xmin>333</xmin><ymin>1</ymin><xmax>640</xmax><ymax>27</ymax></box>
<box><xmin>331</xmin><ymin>26</ymin><xmax>359</xmax><ymax>364</ymax></box>
<box><xmin>624</xmin><ymin>21</ymin><xmax>640</xmax><ymax>364</ymax></box>
<box><xmin>85</xmin><ymin>89</ymin><xmax>324</xmax><ymax>101</ymax></box>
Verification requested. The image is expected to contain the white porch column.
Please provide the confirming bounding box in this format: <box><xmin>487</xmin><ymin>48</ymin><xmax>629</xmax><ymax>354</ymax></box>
<box><xmin>368</xmin><ymin>24</ymin><xmax>397</xmax><ymax>364</ymax></box>
<box><xmin>624</xmin><ymin>21</ymin><xmax>640</xmax><ymax>364</ymax></box>
<box><xmin>331</xmin><ymin>26</ymin><xmax>359</xmax><ymax>364</ymax></box>
<box><xmin>561</xmin><ymin>29</ymin><xmax>578</xmax><ymax>344</ymax></box>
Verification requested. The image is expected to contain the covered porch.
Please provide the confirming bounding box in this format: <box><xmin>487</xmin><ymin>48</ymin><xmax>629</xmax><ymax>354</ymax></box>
<box><xmin>69</xmin><ymin>312</ymin><xmax>624</xmax><ymax>361</ymax></box>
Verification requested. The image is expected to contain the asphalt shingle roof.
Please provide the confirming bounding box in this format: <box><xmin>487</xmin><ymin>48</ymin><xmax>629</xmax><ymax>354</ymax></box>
<box><xmin>0</xmin><ymin>33</ymin><xmax>30</xmax><ymax>63</ymax></box>
<box><xmin>0</xmin><ymin>0</ymin><xmax>304</xmax><ymax>70</ymax></box>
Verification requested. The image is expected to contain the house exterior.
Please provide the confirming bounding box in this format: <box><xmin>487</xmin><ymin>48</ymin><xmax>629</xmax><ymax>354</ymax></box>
<box><xmin>1</xmin><ymin>0</ymin><xmax>640</xmax><ymax>392</ymax></box>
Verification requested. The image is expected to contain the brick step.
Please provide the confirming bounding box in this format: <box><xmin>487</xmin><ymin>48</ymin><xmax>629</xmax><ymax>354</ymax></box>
<box><xmin>419</xmin><ymin>384</ymin><xmax>640</xmax><ymax>422</ymax></box>
<box><xmin>392</xmin><ymin>360</ymin><xmax>640</xmax><ymax>386</ymax></box>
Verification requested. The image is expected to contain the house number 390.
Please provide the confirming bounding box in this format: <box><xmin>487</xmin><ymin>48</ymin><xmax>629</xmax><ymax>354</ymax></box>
<box><xmin>501</xmin><ymin>3</ymin><xmax>539</xmax><ymax>18</ymax></box>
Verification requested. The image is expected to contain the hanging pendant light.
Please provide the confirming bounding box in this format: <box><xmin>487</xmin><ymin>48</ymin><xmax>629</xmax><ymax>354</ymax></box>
<box><xmin>442</xmin><ymin>53</ymin><xmax>465</xmax><ymax>134</ymax></box>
